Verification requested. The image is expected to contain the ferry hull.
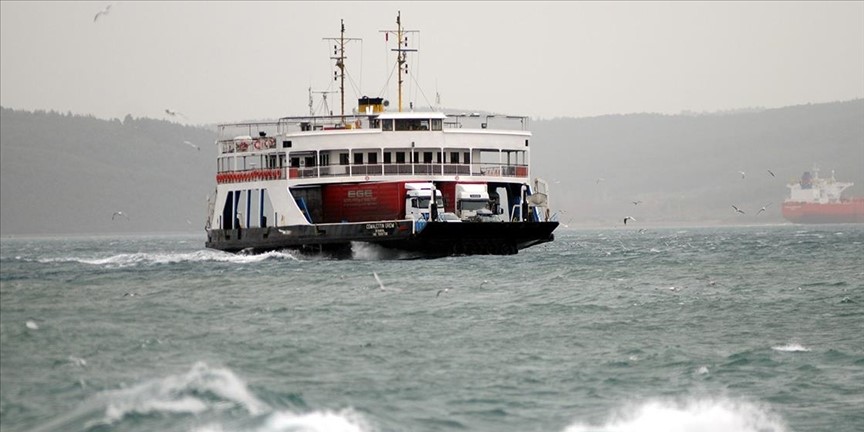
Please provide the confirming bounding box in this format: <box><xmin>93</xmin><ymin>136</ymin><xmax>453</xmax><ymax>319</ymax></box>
<box><xmin>205</xmin><ymin>221</ymin><xmax>558</xmax><ymax>258</ymax></box>
<box><xmin>781</xmin><ymin>199</ymin><xmax>864</xmax><ymax>224</ymax></box>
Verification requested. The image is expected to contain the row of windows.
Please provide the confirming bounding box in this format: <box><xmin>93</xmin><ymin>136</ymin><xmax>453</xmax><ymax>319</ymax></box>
<box><xmin>291</xmin><ymin>151</ymin><xmax>471</xmax><ymax>168</ymax></box>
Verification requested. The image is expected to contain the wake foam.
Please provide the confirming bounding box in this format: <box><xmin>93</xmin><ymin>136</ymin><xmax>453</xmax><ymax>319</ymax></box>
<box><xmin>563</xmin><ymin>398</ymin><xmax>787</xmax><ymax>432</ymax></box>
<box><xmin>40</xmin><ymin>249</ymin><xmax>299</xmax><ymax>267</ymax></box>
<box><xmin>351</xmin><ymin>242</ymin><xmax>419</xmax><ymax>260</ymax></box>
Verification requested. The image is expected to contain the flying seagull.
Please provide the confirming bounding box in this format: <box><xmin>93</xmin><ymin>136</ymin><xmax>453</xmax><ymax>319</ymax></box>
<box><xmin>93</xmin><ymin>3</ymin><xmax>112</xmax><ymax>22</ymax></box>
<box><xmin>165</xmin><ymin>109</ymin><xmax>187</xmax><ymax>119</ymax></box>
<box><xmin>731</xmin><ymin>205</ymin><xmax>745</xmax><ymax>214</ymax></box>
<box><xmin>624</xmin><ymin>216</ymin><xmax>636</xmax><ymax>225</ymax></box>
<box><xmin>767</xmin><ymin>169</ymin><xmax>776</xmax><ymax>177</ymax></box>
<box><xmin>632</xmin><ymin>200</ymin><xmax>643</xmax><ymax>206</ymax></box>
<box><xmin>112</xmin><ymin>211</ymin><xmax>129</xmax><ymax>220</ymax></box>
<box><xmin>373</xmin><ymin>272</ymin><xmax>386</xmax><ymax>291</ymax></box>
<box><xmin>738</xmin><ymin>171</ymin><xmax>746</xmax><ymax>179</ymax></box>
<box><xmin>595</xmin><ymin>178</ymin><xmax>605</xmax><ymax>184</ymax></box>
<box><xmin>183</xmin><ymin>140</ymin><xmax>200</xmax><ymax>151</ymax></box>
<box><xmin>756</xmin><ymin>203</ymin><xmax>771</xmax><ymax>215</ymax></box>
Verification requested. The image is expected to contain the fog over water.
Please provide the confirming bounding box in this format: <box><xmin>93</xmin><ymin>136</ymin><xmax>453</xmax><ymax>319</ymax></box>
<box><xmin>0</xmin><ymin>2</ymin><xmax>863</xmax><ymax>234</ymax></box>
<box><xmin>1</xmin><ymin>2</ymin><xmax>862</xmax><ymax>122</ymax></box>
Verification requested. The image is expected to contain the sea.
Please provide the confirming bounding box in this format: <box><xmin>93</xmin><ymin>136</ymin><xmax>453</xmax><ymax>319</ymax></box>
<box><xmin>1</xmin><ymin>225</ymin><xmax>862</xmax><ymax>432</ymax></box>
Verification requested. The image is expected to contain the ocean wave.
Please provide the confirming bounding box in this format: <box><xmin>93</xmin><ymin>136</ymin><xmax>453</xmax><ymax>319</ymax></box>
<box><xmin>771</xmin><ymin>343</ymin><xmax>811</xmax><ymax>352</ymax></box>
<box><xmin>30</xmin><ymin>362</ymin><xmax>269</xmax><ymax>432</ymax></box>
<box><xmin>98</xmin><ymin>361</ymin><xmax>269</xmax><ymax>424</ymax></box>
<box><xmin>562</xmin><ymin>398</ymin><xmax>787</xmax><ymax>432</ymax></box>
<box><xmin>39</xmin><ymin>249</ymin><xmax>299</xmax><ymax>267</ymax></box>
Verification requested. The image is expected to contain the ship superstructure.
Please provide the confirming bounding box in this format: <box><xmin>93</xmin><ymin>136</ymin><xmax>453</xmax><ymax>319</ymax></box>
<box><xmin>781</xmin><ymin>168</ymin><xmax>864</xmax><ymax>224</ymax></box>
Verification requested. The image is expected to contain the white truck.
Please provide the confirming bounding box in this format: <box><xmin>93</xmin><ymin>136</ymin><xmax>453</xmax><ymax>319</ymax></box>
<box><xmin>455</xmin><ymin>183</ymin><xmax>502</xmax><ymax>222</ymax></box>
<box><xmin>405</xmin><ymin>183</ymin><xmax>460</xmax><ymax>223</ymax></box>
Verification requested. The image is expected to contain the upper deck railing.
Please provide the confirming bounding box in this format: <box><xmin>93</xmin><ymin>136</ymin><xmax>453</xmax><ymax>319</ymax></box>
<box><xmin>215</xmin><ymin>112</ymin><xmax>530</xmax><ymax>150</ymax></box>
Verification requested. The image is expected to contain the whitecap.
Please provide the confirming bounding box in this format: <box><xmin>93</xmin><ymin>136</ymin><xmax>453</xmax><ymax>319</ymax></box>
<box><xmin>95</xmin><ymin>362</ymin><xmax>268</xmax><ymax>426</ymax></box>
<box><xmin>26</xmin><ymin>320</ymin><xmax>39</xmax><ymax>330</ymax></box>
<box><xmin>771</xmin><ymin>343</ymin><xmax>811</xmax><ymax>352</ymax></box>
<box><xmin>259</xmin><ymin>409</ymin><xmax>371</xmax><ymax>432</ymax></box>
<box><xmin>563</xmin><ymin>398</ymin><xmax>787</xmax><ymax>432</ymax></box>
<box><xmin>191</xmin><ymin>409</ymin><xmax>372</xmax><ymax>432</ymax></box>
<box><xmin>68</xmin><ymin>356</ymin><xmax>87</xmax><ymax>367</ymax></box>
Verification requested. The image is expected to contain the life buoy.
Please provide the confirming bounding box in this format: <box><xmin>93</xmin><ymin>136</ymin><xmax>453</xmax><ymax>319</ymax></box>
<box><xmin>254</xmin><ymin>141</ymin><xmax>261</xmax><ymax>150</ymax></box>
<box><xmin>355</xmin><ymin>119</ymin><xmax>361</xmax><ymax>129</ymax></box>
<box><xmin>364</xmin><ymin>176</ymin><xmax>370</xmax><ymax>181</ymax></box>
<box><xmin>455</xmin><ymin>175</ymin><xmax>460</xmax><ymax>181</ymax></box>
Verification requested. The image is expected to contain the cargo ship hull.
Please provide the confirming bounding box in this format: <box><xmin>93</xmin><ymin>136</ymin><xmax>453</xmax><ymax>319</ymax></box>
<box><xmin>781</xmin><ymin>199</ymin><xmax>864</xmax><ymax>224</ymax></box>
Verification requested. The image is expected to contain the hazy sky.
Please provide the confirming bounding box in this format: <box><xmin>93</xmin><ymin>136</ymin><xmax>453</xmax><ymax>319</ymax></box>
<box><xmin>2</xmin><ymin>1</ymin><xmax>862</xmax><ymax>124</ymax></box>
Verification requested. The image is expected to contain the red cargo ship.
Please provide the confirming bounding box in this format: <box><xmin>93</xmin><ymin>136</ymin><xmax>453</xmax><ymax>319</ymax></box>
<box><xmin>204</xmin><ymin>14</ymin><xmax>558</xmax><ymax>257</ymax></box>
<box><xmin>781</xmin><ymin>169</ymin><xmax>864</xmax><ymax>224</ymax></box>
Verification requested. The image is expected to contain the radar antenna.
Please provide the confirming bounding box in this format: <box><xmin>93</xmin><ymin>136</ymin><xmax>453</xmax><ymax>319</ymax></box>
<box><xmin>380</xmin><ymin>11</ymin><xmax>418</xmax><ymax>112</ymax></box>
<box><xmin>323</xmin><ymin>19</ymin><xmax>361</xmax><ymax>122</ymax></box>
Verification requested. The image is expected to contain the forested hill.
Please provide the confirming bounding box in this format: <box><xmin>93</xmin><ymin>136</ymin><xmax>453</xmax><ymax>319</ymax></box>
<box><xmin>1</xmin><ymin>100</ymin><xmax>862</xmax><ymax>235</ymax></box>
<box><xmin>531</xmin><ymin>99</ymin><xmax>864</xmax><ymax>226</ymax></box>
<box><xmin>1</xmin><ymin>109</ymin><xmax>216</xmax><ymax>235</ymax></box>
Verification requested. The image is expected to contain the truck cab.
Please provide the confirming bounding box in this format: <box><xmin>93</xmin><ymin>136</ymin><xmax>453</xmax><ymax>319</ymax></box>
<box><xmin>455</xmin><ymin>183</ymin><xmax>502</xmax><ymax>222</ymax></box>
<box><xmin>405</xmin><ymin>183</ymin><xmax>460</xmax><ymax>223</ymax></box>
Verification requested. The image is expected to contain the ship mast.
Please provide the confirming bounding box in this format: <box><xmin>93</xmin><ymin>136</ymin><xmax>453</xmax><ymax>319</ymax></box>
<box><xmin>381</xmin><ymin>11</ymin><xmax>418</xmax><ymax>112</ymax></box>
<box><xmin>323</xmin><ymin>19</ymin><xmax>360</xmax><ymax>122</ymax></box>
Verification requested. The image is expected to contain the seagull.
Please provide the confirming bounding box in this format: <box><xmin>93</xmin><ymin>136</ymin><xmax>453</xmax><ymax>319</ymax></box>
<box><xmin>767</xmin><ymin>169</ymin><xmax>776</xmax><ymax>177</ymax></box>
<box><xmin>756</xmin><ymin>203</ymin><xmax>771</xmax><ymax>215</ymax></box>
<box><xmin>436</xmin><ymin>288</ymin><xmax>450</xmax><ymax>297</ymax></box>
<box><xmin>738</xmin><ymin>171</ymin><xmax>746</xmax><ymax>179</ymax></box>
<box><xmin>632</xmin><ymin>200</ymin><xmax>642</xmax><ymax>206</ymax></box>
<box><xmin>183</xmin><ymin>140</ymin><xmax>200</xmax><ymax>151</ymax></box>
<box><xmin>731</xmin><ymin>205</ymin><xmax>745</xmax><ymax>214</ymax></box>
<box><xmin>165</xmin><ymin>109</ymin><xmax>187</xmax><ymax>119</ymax></box>
<box><xmin>373</xmin><ymin>272</ymin><xmax>386</xmax><ymax>291</ymax></box>
<box><xmin>112</xmin><ymin>211</ymin><xmax>129</xmax><ymax>220</ymax></box>
<box><xmin>93</xmin><ymin>3</ymin><xmax>112</xmax><ymax>22</ymax></box>
<box><xmin>624</xmin><ymin>216</ymin><xmax>636</xmax><ymax>225</ymax></box>
<box><xmin>595</xmin><ymin>178</ymin><xmax>605</xmax><ymax>184</ymax></box>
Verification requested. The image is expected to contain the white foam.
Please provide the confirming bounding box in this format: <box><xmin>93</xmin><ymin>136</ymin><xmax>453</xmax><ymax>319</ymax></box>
<box><xmin>563</xmin><ymin>398</ymin><xmax>787</xmax><ymax>432</ymax></box>
<box><xmin>351</xmin><ymin>242</ymin><xmax>417</xmax><ymax>260</ymax></box>
<box><xmin>771</xmin><ymin>343</ymin><xmax>811</xmax><ymax>352</ymax></box>
<box><xmin>97</xmin><ymin>362</ymin><xmax>268</xmax><ymax>425</ymax></box>
<box><xmin>40</xmin><ymin>249</ymin><xmax>299</xmax><ymax>267</ymax></box>
<box><xmin>25</xmin><ymin>320</ymin><xmax>39</xmax><ymax>330</ymax></box>
<box><xmin>191</xmin><ymin>409</ymin><xmax>371</xmax><ymax>432</ymax></box>
<box><xmin>259</xmin><ymin>409</ymin><xmax>371</xmax><ymax>432</ymax></box>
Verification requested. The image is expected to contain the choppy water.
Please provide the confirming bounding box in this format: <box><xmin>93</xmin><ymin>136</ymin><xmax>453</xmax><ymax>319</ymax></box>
<box><xmin>1</xmin><ymin>225</ymin><xmax>862</xmax><ymax>432</ymax></box>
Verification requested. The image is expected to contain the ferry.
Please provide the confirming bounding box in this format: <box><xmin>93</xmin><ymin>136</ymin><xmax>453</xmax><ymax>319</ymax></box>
<box><xmin>204</xmin><ymin>14</ymin><xmax>558</xmax><ymax>257</ymax></box>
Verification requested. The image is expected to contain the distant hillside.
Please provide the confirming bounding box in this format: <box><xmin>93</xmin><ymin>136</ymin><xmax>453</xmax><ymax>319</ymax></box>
<box><xmin>1</xmin><ymin>101</ymin><xmax>862</xmax><ymax>235</ymax></box>
<box><xmin>1</xmin><ymin>108</ymin><xmax>216</xmax><ymax>235</ymax></box>
<box><xmin>532</xmin><ymin>100</ymin><xmax>864</xmax><ymax>226</ymax></box>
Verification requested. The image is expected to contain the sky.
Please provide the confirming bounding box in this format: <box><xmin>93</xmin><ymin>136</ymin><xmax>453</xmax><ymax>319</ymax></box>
<box><xmin>1</xmin><ymin>1</ymin><xmax>863</xmax><ymax>124</ymax></box>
